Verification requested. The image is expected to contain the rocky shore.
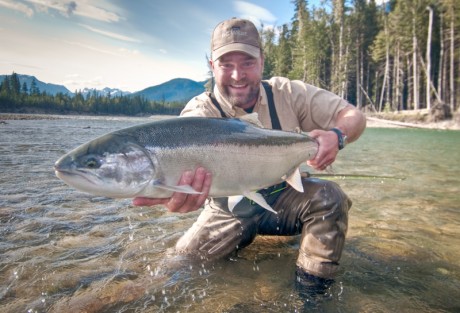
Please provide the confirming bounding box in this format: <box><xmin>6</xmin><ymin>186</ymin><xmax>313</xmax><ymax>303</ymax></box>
<box><xmin>1</xmin><ymin>112</ymin><xmax>460</xmax><ymax>130</ymax></box>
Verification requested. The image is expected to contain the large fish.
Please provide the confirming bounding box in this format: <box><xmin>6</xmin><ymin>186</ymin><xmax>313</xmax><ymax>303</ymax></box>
<box><xmin>54</xmin><ymin>115</ymin><xmax>318</xmax><ymax>213</ymax></box>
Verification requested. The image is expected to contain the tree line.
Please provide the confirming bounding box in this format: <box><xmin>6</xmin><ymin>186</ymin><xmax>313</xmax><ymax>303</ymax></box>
<box><xmin>1</xmin><ymin>0</ymin><xmax>459</xmax><ymax>116</ymax></box>
<box><xmin>260</xmin><ymin>0</ymin><xmax>459</xmax><ymax>113</ymax></box>
<box><xmin>0</xmin><ymin>73</ymin><xmax>183</xmax><ymax>116</ymax></box>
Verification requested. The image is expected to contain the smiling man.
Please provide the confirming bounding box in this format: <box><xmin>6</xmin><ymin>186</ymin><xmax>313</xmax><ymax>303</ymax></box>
<box><xmin>134</xmin><ymin>18</ymin><xmax>366</xmax><ymax>293</ymax></box>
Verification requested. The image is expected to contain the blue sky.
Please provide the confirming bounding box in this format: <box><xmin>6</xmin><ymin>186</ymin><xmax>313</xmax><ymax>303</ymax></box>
<box><xmin>0</xmin><ymin>0</ymin><xmax>323</xmax><ymax>92</ymax></box>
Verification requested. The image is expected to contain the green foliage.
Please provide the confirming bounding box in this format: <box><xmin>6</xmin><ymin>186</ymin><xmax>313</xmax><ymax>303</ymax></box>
<box><xmin>2</xmin><ymin>0</ymin><xmax>459</xmax><ymax>114</ymax></box>
<box><xmin>0</xmin><ymin>73</ymin><xmax>183</xmax><ymax>116</ymax></box>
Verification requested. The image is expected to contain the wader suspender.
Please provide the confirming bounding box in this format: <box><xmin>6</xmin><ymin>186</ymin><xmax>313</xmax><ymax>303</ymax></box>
<box><xmin>209</xmin><ymin>82</ymin><xmax>287</xmax><ymax>214</ymax></box>
<box><xmin>208</xmin><ymin>81</ymin><xmax>282</xmax><ymax>130</ymax></box>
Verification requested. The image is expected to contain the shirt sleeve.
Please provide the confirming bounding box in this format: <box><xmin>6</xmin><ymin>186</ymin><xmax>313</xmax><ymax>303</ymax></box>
<box><xmin>290</xmin><ymin>80</ymin><xmax>349</xmax><ymax>131</ymax></box>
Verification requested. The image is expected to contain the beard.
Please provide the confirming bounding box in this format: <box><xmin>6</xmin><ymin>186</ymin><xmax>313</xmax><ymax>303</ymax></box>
<box><xmin>219</xmin><ymin>79</ymin><xmax>260</xmax><ymax>108</ymax></box>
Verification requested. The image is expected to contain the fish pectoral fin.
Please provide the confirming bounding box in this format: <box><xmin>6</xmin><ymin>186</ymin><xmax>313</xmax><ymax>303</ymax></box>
<box><xmin>154</xmin><ymin>183</ymin><xmax>202</xmax><ymax>195</ymax></box>
<box><xmin>283</xmin><ymin>168</ymin><xmax>304</xmax><ymax>193</ymax></box>
<box><xmin>243</xmin><ymin>191</ymin><xmax>277</xmax><ymax>214</ymax></box>
<box><xmin>228</xmin><ymin>195</ymin><xmax>244</xmax><ymax>213</ymax></box>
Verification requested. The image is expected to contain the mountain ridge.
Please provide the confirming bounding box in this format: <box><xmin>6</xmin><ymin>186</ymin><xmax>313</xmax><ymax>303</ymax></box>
<box><xmin>0</xmin><ymin>74</ymin><xmax>207</xmax><ymax>102</ymax></box>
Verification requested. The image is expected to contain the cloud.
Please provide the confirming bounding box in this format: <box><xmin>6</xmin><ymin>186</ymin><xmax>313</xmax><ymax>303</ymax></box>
<box><xmin>234</xmin><ymin>1</ymin><xmax>277</xmax><ymax>27</ymax></box>
<box><xmin>118</xmin><ymin>48</ymin><xmax>140</xmax><ymax>56</ymax></box>
<box><xmin>0</xmin><ymin>0</ymin><xmax>34</xmax><ymax>17</ymax></box>
<box><xmin>79</xmin><ymin>24</ymin><xmax>141</xmax><ymax>43</ymax></box>
<box><xmin>63</xmin><ymin>40</ymin><xmax>123</xmax><ymax>57</ymax></box>
<box><xmin>66</xmin><ymin>1</ymin><xmax>77</xmax><ymax>16</ymax></box>
<box><xmin>21</xmin><ymin>0</ymin><xmax>120</xmax><ymax>22</ymax></box>
<box><xmin>64</xmin><ymin>75</ymin><xmax>105</xmax><ymax>90</ymax></box>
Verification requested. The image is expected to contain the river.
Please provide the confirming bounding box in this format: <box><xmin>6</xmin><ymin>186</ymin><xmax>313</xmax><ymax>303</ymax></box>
<box><xmin>0</xmin><ymin>115</ymin><xmax>459</xmax><ymax>312</ymax></box>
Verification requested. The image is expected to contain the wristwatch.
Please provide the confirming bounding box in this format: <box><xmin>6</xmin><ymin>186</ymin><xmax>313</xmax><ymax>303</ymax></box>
<box><xmin>330</xmin><ymin>128</ymin><xmax>347</xmax><ymax>150</ymax></box>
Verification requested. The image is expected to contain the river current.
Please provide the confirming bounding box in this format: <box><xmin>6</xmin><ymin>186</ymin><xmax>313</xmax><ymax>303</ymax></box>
<box><xmin>1</xmin><ymin>115</ymin><xmax>459</xmax><ymax>312</ymax></box>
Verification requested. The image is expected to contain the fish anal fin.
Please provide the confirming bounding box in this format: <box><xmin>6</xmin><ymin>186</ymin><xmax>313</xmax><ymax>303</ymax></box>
<box><xmin>243</xmin><ymin>191</ymin><xmax>277</xmax><ymax>214</ymax></box>
<box><xmin>228</xmin><ymin>195</ymin><xmax>244</xmax><ymax>213</ymax></box>
<box><xmin>284</xmin><ymin>169</ymin><xmax>304</xmax><ymax>193</ymax></box>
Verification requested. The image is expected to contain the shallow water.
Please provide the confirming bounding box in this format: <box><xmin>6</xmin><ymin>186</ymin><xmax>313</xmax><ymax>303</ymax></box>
<box><xmin>0</xmin><ymin>116</ymin><xmax>459</xmax><ymax>313</ymax></box>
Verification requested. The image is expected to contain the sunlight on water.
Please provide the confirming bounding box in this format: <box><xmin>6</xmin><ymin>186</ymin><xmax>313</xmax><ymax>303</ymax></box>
<box><xmin>0</xmin><ymin>117</ymin><xmax>459</xmax><ymax>312</ymax></box>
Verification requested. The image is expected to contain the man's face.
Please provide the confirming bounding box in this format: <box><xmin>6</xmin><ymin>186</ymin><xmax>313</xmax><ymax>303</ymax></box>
<box><xmin>211</xmin><ymin>52</ymin><xmax>264</xmax><ymax>110</ymax></box>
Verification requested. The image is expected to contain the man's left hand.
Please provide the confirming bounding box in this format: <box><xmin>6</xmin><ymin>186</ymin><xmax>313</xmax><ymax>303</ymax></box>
<box><xmin>307</xmin><ymin>129</ymin><xmax>339</xmax><ymax>171</ymax></box>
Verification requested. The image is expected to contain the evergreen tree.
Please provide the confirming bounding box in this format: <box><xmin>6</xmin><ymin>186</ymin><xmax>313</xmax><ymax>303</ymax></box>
<box><xmin>22</xmin><ymin>82</ymin><xmax>29</xmax><ymax>95</ymax></box>
<box><xmin>30</xmin><ymin>78</ymin><xmax>40</xmax><ymax>95</ymax></box>
<box><xmin>10</xmin><ymin>72</ymin><xmax>21</xmax><ymax>95</ymax></box>
<box><xmin>261</xmin><ymin>25</ymin><xmax>277</xmax><ymax>79</ymax></box>
<box><xmin>275</xmin><ymin>24</ymin><xmax>293</xmax><ymax>77</ymax></box>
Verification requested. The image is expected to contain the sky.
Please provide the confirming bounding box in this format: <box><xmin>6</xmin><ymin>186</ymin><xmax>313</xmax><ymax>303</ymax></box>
<box><xmin>0</xmin><ymin>0</ymin><xmax>384</xmax><ymax>93</ymax></box>
<box><xmin>0</xmin><ymin>0</ymin><xmax>304</xmax><ymax>92</ymax></box>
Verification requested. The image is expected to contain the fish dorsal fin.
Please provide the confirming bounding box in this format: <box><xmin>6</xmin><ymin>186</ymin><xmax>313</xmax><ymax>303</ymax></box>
<box><xmin>239</xmin><ymin>113</ymin><xmax>264</xmax><ymax>128</ymax></box>
<box><xmin>283</xmin><ymin>168</ymin><xmax>304</xmax><ymax>193</ymax></box>
<box><xmin>153</xmin><ymin>182</ymin><xmax>202</xmax><ymax>195</ymax></box>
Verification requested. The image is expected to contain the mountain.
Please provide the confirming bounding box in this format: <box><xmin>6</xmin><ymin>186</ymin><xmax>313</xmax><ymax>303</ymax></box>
<box><xmin>79</xmin><ymin>87</ymin><xmax>131</xmax><ymax>97</ymax></box>
<box><xmin>0</xmin><ymin>74</ymin><xmax>72</xmax><ymax>96</ymax></box>
<box><xmin>1</xmin><ymin>73</ymin><xmax>206</xmax><ymax>102</ymax></box>
<box><xmin>134</xmin><ymin>78</ymin><xmax>206</xmax><ymax>102</ymax></box>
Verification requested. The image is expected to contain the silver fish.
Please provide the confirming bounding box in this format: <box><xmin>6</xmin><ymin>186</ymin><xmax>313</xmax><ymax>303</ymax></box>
<box><xmin>54</xmin><ymin>115</ymin><xmax>318</xmax><ymax>213</ymax></box>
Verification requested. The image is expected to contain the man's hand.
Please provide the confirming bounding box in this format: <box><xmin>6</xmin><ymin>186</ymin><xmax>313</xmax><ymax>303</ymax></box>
<box><xmin>307</xmin><ymin>130</ymin><xmax>339</xmax><ymax>171</ymax></box>
<box><xmin>132</xmin><ymin>167</ymin><xmax>212</xmax><ymax>213</ymax></box>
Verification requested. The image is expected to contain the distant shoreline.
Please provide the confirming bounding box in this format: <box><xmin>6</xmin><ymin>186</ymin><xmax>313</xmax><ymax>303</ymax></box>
<box><xmin>365</xmin><ymin>116</ymin><xmax>460</xmax><ymax>130</ymax></box>
<box><xmin>1</xmin><ymin>112</ymin><xmax>459</xmax><ymax>130</ymax></box>
<box><xmin>0</xmin><ymin>112</ymin><xmax>174</xmax><ymax>122</ymax></box>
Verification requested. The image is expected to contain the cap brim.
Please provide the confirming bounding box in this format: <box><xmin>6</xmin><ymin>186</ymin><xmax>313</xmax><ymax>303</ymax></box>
<box><xmin>212</xmin><ymin>43</ymin><xmax>260</xmax><ymax>61</ymax></box>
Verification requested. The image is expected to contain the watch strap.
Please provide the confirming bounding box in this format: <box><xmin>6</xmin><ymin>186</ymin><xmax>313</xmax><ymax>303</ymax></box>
<box><xmin>330</xmin><ymin>127</ymin><xmax>345</xmax><ymax>150</ymax></box>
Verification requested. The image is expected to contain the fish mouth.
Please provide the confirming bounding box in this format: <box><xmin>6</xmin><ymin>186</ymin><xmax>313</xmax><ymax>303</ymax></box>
<box><xmin>54</xmin><ymin>166</ymin><xmax>98</xmax><ymax>186</ymax></box>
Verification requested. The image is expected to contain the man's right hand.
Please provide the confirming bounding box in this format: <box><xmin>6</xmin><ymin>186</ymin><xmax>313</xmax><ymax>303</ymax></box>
<box><xmin>132</xmin><ymin>167</ymin><xmax>212</xmax><ymax>213</ymax></box>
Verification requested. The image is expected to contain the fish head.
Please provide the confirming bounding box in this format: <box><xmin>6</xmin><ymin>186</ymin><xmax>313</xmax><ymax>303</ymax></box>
<box><xmin>54</xmin><ymin>134</ymin><xmax>156</xmax><ymax>198</ymax></box>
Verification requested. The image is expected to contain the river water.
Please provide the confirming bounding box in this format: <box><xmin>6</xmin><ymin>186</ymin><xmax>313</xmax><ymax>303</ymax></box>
<box><xmin>0</xmin><ymin>115</ymin><xmax>459</xmax><ymax>313</ymax></box>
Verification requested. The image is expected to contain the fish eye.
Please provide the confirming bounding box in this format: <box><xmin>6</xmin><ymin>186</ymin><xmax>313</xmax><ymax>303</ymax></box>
<box><xmin>84</xmin><ymin>157</ymin><xmax>100</xmax><ymax>169</ymax></box>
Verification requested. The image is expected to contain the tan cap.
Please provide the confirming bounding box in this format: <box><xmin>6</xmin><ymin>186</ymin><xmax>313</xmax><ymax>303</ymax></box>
<box><xmin>211</xmin><ymin>18</ymin><xmax>261</xmax><ymax>61</ymax></box>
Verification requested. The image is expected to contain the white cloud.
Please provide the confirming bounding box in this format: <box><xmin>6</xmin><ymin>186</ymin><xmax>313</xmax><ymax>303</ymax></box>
<box><xmin>0</xmin><ymin>0</ymin><xmax>34</xmax><ymax>17</ymax></box>
<box><xmin>234</xmin><ymin>1</ymin><xmax>277</xmax><ymax>27</ymax></box>
<box><xmin>23</xmin><ymin>0</ymin><xmax>120</xmax><ymax>22</ymax></box>
<box><xmin>64</xmin><ymin>75</ymin><xmax>105</xmax><ymax>90</ymax></box>
<box><xmin>118</xmin><ymin>48</ymin><xmax>140</xmax><ymax>56</ymax></box>
<box><xmin>79</xmin><ymin>24</ymin><xmax>141</xmax><ymax>43</ymax></box>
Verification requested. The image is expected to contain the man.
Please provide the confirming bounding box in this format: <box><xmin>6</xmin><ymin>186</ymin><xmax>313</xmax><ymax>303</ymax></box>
<box><xmin>134</xmin><ymin>18</ymin><xmax>366</xmax><ymax>286</ymax></box>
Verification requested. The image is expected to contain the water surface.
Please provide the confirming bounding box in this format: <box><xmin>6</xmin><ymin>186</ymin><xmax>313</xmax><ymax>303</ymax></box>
<box><xmin>0</xmin><ymin>116</ymin><xmax>459</xmax><ymax>312</ymax></box>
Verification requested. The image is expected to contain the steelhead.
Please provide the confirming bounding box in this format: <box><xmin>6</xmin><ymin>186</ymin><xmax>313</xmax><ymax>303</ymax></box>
<box><xmin>54</xmin><ymin>115</ymin><xmax>318</xmax><ymax>213</ymax></box>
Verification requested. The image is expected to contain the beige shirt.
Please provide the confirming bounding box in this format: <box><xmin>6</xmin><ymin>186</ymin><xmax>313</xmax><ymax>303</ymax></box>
<box><xmin>181</xmin><ymin>76</ymin><xmax>349</xmax><ymax>132</ymax></box>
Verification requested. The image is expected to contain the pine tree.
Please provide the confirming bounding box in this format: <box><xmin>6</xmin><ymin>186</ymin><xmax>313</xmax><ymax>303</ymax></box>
<box><xmin>275</xmin><ymin>24</ymin><xmax>292</xmax><ymax>77</ymax></box>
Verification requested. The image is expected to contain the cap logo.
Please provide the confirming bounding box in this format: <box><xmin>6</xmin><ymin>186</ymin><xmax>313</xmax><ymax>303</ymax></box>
<box><xmin>222</xmin><ymin>26</ymin><xmax>247</xmax><ymax>38</ymax></box>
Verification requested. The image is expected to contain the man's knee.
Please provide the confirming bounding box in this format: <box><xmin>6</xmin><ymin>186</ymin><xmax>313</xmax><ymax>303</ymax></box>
<box><xmin>298</xmin><ymin>178</ymin><xmax>351</xmax><ymax>219</ymax></box>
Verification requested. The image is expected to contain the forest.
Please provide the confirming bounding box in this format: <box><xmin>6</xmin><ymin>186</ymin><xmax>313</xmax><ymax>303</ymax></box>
<box><xmin>1</xmin><ymin>0</ymin><xmax>459</xmax><ymax>117</ymax></box>
<box><xmin>0</xmin><ymin>73</ymin><xmax>183</xmax><ymax>116</ymax></box>
<box><xmin>259</xmin><ymin>0</ymin><xmax>459</xmax><ymax>114</ymax></box>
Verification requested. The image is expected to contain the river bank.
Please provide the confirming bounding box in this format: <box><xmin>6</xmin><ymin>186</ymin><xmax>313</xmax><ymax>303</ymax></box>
<box><xmin>1</xmin><ymin>112</ymin><xmax>460</xmax><ymax>130</ymax></box>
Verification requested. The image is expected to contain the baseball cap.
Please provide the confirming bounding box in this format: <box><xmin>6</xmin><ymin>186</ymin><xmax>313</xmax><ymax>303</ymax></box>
<box><xmin>211</xmin><ymin>18</ymin><xmax>261</xmax><ymax>61</ymax></box>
